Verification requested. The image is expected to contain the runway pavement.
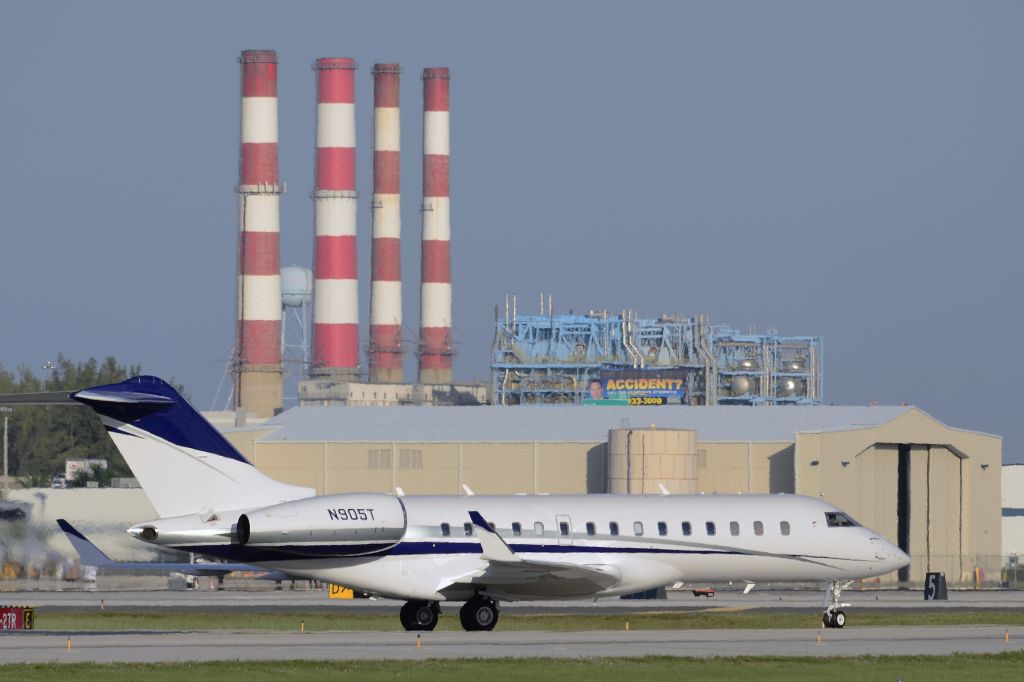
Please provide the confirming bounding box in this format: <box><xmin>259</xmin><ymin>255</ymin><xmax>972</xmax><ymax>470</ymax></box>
<box><xmin>4</xmin><ymin>586</ymin><xmax>1024</xmax><ymax>664</ymax></box>
<box><xmin>3</xmin><ymin>586</ymin><xmax>1024</xmax><ymax>614</ymax></box>
<box><xmin>2</xmin><ymin>626</ymin><xmax>1024</xmax><ymax>663</ymax></box>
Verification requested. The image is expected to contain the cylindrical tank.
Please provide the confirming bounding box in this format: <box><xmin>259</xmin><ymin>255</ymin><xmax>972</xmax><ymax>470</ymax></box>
<box><xmin>418</xmin><ymin>67</ymin><xmax>453</xmax><ymax>385</ymax></box>
<box><xmin>607</xmin><ymin>428</ymin><xmax>697</xmax><ymax>494</ymax></box>
<box><xmin>311</xmin><ymin>57</ymin><xmax>360</xmax><ymax>377</ymax></box>
<box><xmin>236</xmin><ymin>49</ymin><xmax>283</xmax><ymax>418</ymax></box>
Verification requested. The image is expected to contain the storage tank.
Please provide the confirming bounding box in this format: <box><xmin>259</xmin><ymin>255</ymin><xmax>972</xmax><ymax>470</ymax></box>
<box><xmin>607</xmin><ymin>428</ymin><xmax>697</xmax><ymax>494</ymax></box>
<box><xmin>778</xmin><ymin>378</ymin><xmax>805</xmax><ymax>397</ymax></box>
<box><xmin>730</xmin><ymin>376</ymin><xmax>755</xmax><ymax>396</ymax></box>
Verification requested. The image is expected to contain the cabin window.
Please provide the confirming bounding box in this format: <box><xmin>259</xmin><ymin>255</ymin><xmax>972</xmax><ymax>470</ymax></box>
<box><xmin>682</xmin><ymin>521</ymin><xmax>692</xmax><ymax>536</ymax></box>
<box><xmin>730</xmin><ymin>521</ymin><xmax>740</xmax><ymax>536</ymax></box>
<box><xmin>586</xmin><ymin>522</ymin><xmax>596</xmax><ymax>536</ymax></box>
<box><xmin>464</xmin><ymin>522</ymin><xmax>474</xmax><ymax>536</ymax></box>
<box><xmin>609</xmin><ymin>522</ymin><xmax>619</xmax><ymax>536</ymax></box>
<box><xmin>780</xmin><ymin>521</ymin><xmax>791</xmax><ymax>536</ymax></box>
<box><xmin>440</xmin><ymin>523</ymin><xmax>451</xmax><ymax>537</ymax></box>
<box><xmin>559</xmin><ymin>521</ymin><xmax>570</xmax><ymax>537</ymax></box>
<box><xmin>706</xmin><ymin>521</ymin><xmax>716</xmax><ymax>536</ymax></box>
<box><xmin>825</xmin><ymin>512</ymin><xmax>858</xmax><ymax>528</ymax></box>
<box><xmin>753</xmin><ymin>521</ymin><xmax>764</xmax><ymax>536</ymax></box>
<box><xmin>633</xmin><ymin>522</ymin><xmax>644</xmax><ymax>536</ymax></box>
<box><xmin>534</xmin><ymin>522</ymin><xmax>545</xmax><ymax>536</ymax></box>
<box><xmin>512</xmin><ymin>522</ymin><xmax>522</xmax><ymax>537</ymax></box>
<box><xmin>657</xmin><ymin>521</ymin><xmax>668</xmax><ymax>536</ymax></box>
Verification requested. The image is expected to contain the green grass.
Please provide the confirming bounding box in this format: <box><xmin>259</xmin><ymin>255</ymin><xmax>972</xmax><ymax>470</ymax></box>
<box><xmin>4</xmin><ymin>653</ymin><xmax>1024</xmax><ymax>681</ymax></box>
<box><xmin>33</xmin><ymin>609</ymin><xmax>1024</xmax><ymax>632</ymax></box>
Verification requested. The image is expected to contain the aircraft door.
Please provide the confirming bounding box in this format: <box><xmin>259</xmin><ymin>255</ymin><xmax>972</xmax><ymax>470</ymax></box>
<box><xmin>556</xmin><ymin>514</ymin><xmax>573</xmax><ymax>546</ymax></box>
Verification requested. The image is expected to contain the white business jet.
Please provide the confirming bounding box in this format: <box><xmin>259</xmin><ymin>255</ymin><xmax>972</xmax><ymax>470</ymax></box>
<box><xmin>69</xmin><ymin>376</ymin><xmax>908</xmax><ymax>631</ymax></box>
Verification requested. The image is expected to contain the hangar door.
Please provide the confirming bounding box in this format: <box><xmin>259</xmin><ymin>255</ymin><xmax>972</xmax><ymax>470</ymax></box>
<box><xmin>898</xmin><ymin>444</ymin><xmax>964</xmax><ymax>584</ymax></box>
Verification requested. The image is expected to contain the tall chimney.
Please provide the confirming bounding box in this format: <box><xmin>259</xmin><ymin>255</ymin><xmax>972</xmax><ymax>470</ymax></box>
<box><xmin>235</xmin><ymin>49</ymin><xmax>283</xmax><ymax>417</ymax></box>
<box><xmin>369</xmin><ymin>64</ymin><xmax>404</xmax><ymax>383</ymax></box>
<box><xmin>311</xmin><ymin>58</ymin><xmax>360</xmax><ymax>379</ymax></box>
<box><xmin>418</xmin><ymin>67</ymin><xmax>452</xmax><ymax>385</ymax></box>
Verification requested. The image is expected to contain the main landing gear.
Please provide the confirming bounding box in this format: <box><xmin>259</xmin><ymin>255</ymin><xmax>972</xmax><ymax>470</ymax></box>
<box><xmin>822</xmin><ymin>580</ymin><xmax>852</xmax><ymax>629</ymax></box>
<box><xmin>399</xmin><ymin>596</ymin><xmax>501</xmax><ymax>631</ymax></box>
<box><xmin>399</xmin><ymin>600</ymin><xmax>440</xmax><ymax>631</ymax></box>
<box><xmin>459</xmin><ymin>595</ymin><xmax>499</xmax><ymax>631</ymax></box>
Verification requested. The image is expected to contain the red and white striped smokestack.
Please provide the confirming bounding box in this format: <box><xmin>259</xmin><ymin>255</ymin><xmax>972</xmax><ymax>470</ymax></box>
<box><xmin>311</xmin><ymin>58</ymin><xmax>360</xmax><ymax>378</ymax></box>
<box><xmin>235</xmin><ymin>49</ymin><xmax>283</xmax><ymax>418</ymax></box>
<box><xmin>369</xmin><ymin>63</ymin><xmax>404</xmax><ymax>384</ymax></box>
<box><xmin>419</xmin><ymin>67</ymin><xmax>452</xmax><ymax>385</ymax></box>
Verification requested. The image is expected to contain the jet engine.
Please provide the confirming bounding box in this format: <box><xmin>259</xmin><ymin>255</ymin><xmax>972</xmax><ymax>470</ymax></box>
<box><xmin>236</xmin><ymin>493</ymin><xmax>407</xmax><ymax>557</ymax></box>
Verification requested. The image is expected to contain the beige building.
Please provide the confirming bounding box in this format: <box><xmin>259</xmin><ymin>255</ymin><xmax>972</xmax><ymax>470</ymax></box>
<box><xmin>225</xmin><ymin>404</ymin><xmax>1002</xmax><ymax>586</ymax></box>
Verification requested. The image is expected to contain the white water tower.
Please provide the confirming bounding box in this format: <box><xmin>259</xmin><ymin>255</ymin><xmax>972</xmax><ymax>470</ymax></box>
<box><xmin>281</xmin><ymin>266</ymin><xmax>313</xmax><ymax>403</ymax></box>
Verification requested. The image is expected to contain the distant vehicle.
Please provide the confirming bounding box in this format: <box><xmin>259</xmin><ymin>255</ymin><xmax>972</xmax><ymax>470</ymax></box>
<box><xmin>50</xmin><ymin>474</ymin><xmax>66</xmax><ymax>489</ymax></box>
<box><xmin>0</xmin><ymin>502</ymin><xmax>30</xmax><ymax>522</ymax></box>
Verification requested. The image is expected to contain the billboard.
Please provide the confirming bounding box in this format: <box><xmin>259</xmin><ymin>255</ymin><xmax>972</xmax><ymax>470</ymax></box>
<box><xmin>583</xmin><ymin>370</ymin><xmax>687</xmax><ymax>406</ymax></box>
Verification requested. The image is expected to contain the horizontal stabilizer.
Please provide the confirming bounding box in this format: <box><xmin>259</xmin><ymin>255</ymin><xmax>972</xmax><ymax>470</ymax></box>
<box><xmin>0</xmin><ymin>391</ymin><xmax>79</xmax><ymax>406</ymax></box>
<box><xmin>72</xmin><ymin>389</ymin><xmax>176</xmax><ymax>405</ymax></box>
<box><xmin>58</xmin><ymin>519</ymin><xmax>113</xmax><ymax>567</ymax></box>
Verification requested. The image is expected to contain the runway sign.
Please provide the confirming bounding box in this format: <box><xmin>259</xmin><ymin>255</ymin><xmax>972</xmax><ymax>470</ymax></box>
<box><xmin>0</xmin><ymin>606</ymin><xmax>33</xmax><ymax>630</ymax></box>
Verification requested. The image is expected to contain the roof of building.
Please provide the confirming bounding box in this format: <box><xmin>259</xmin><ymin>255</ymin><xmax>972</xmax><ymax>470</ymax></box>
<box><xmin>246</xmin><ymin>404</ymin><xmax>915</xmax><ymax>444</ymax></box>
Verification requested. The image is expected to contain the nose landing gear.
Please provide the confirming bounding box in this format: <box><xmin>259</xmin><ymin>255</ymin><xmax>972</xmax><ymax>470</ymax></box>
<box><xmin>822</xmin><ymin>580</ymin><xmax>851</xmax><ymax>629</ymax></box>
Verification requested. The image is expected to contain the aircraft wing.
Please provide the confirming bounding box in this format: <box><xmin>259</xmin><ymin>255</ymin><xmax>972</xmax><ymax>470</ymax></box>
<box><xmin>438</xmin><ymin>511</ymin><xmax>620</xmax><ymax>599</ymax></box>
<box><xmin>57</xmin><ymin>519</ymin><xmax>284</xmax><ymax>578</ymax></box>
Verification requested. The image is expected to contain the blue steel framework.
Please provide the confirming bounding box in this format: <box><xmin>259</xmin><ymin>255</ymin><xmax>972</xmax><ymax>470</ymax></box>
<box><xmin>491</xmin><ymin>310</ymin><xmax>822</xmax><ymax>406</ymax></box>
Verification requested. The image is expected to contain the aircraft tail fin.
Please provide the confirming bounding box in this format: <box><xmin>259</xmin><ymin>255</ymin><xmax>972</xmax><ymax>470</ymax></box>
<box><xmin>72</xmin><ymin>376</ymin><xmax>314</xmax><ymax>518</ymax></box>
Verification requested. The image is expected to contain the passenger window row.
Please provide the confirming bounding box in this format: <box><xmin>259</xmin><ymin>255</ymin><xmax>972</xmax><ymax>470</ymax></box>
<box><xmin>439</xmin><ymin>520</ymin><xmax>792</xmax><ymax>538</ymax></box>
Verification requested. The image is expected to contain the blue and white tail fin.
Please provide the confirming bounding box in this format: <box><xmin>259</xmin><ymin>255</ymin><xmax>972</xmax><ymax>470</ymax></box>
<box><xmin>57</xmin><ymin>519</ymin><xmax>114</xmax><ymax>567</ymax></box>
<box><xmin>73</xmin><ymin>376</ymin><xmax>314</xmax><ymax>518</ymax></box>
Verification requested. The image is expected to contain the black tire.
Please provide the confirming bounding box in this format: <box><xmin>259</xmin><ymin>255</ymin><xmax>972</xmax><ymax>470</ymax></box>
<box><xmin>400</xmin><ymin>600</ymin><xmax>439</xmax><ymax>631</ymax></box>
<box><xmin>833</xmin><ymin>610</ymin><xmax>846</xmax><ymax>629</ymax></box>
<box><xmin>460</xmin><ymin>597</ymin><xmax>499</xmax><ymax>631</ymax></box>
<box><xmin>822</xmin><ymin>612</ymin><xmax>835</xmax><ymax>629</ymax></box>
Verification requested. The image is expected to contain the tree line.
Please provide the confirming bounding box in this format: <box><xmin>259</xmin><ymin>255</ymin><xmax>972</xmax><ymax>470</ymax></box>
<box><xmin>0</xmin><ymin>356</ymin><xmax>183</xmax><ymax>487</ymax></box>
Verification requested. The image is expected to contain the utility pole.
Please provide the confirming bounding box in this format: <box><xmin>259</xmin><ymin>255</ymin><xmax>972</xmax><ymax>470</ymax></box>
<box><xmin>1</xmin><ymin>406</ymin><xmax>11</xmax><ymax>496</ymax></box>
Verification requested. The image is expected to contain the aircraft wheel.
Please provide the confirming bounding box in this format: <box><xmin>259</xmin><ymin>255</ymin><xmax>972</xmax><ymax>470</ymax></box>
<box><xmin>832</xmin><ymin>610</ymin><xmax>846</xmax><ymax>629</ymax></box>
<box><xmin>400</xmin><ymin>600</ymin><xmax>439</xmax><ymax>631</ymax></box>
<box><xmin>460</xmin><ymin>596</ymin><xmax>499</xmax><ymax>631</ymax></box>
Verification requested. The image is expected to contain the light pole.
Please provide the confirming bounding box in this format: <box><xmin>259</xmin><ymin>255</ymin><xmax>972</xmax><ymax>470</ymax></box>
<box><xmin>1</xmin><ymin>406</ymin><xmax>11</xmax><ymax>497</ymax></box>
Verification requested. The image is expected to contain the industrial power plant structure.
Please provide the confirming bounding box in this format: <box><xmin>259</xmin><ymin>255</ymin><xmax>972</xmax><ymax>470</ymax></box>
<box><xmin>229</xmin><ymin>50</ymin><xmax>821</xmax><ymax>414</ymax></box>
<box><xmin>230</xmin><ymin>51</ymin><xmax>475</xmax><ymax>417</ymax></box>
<box><xmin>492</xmin><ymin>298</ymin><xmax>822</xmax><ymax>406</ymax></box>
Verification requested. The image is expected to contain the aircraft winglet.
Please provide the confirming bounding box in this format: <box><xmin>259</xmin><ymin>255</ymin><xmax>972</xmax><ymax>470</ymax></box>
<box><xmin>468</xmin><ymin>511</ymin><xmax>520</xmax><ymax>563</ymax></box>
<box><xmin>57</xmin><ymin>519</ymin><xmax>113</xmax><ymax>567</ymax></box>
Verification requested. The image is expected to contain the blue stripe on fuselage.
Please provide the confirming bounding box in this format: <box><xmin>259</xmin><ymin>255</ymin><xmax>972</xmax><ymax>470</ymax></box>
<box><xmin>164</xmin><ymin>540</ymin><xmax>742</xmax><ymax>563</ymax></box>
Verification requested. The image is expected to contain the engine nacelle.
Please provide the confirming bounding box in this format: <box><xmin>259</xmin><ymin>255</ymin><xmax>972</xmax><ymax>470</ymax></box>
<box><xmin>237</xmin><ymin>493</ymin><xmax>407</xmax><ymax>557</ymax></box>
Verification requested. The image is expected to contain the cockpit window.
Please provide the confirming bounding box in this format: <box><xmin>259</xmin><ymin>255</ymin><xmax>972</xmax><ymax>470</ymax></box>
<box><xmin>825</xmin><ymin>512</ymin><xmax>858</xmax><ymax>528</ymax></box>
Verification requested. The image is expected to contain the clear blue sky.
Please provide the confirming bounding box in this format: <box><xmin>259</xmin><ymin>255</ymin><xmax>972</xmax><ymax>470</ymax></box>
<box><xmin>2</xmin><ymin>2</ymin><xmax>1020</xmax><ymax>460</ymax></box>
